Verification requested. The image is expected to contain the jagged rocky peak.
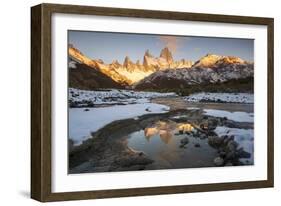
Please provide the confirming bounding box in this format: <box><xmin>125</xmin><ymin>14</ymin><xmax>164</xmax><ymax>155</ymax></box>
<box><xmin>68</xmin><ymin>44</ymin><xmax>99</xmax><ymax>68</ymax></box>
<box><xmin>160</xmin><ymin>47</ymin><xmax>173</xmax><ymax>63</ymax></box>
<box><xmin>112</xmin><ymin>59</ymin><xmax>121</xmax><ymax>65</ymax></box>
<box><xmin>110</xmin><ymin>60</ymin><xmax>122</xmax><ymax>68</ymax></box>
<box><xmin>179</xmin><ymin>58</ymin><xmax>194</xmax><ymax>68</ymax></box>
<box><xmin>69</xmin><ymin>44</ymin><xmax>83</xmax><ymax>56</ymax></box>
<box><xmin>144</xmin><ymin>49</ymin><xmax>154</xmax><ymax>58</ymax></box>
<box><xmin>136</xmin><ymin>60</ymin><xmax>141</xmax><ymax>65</ymax></box>
<box><xmin>123</xmin><ymin>56</ymin><xmax>133</xmax><ymax>68</ymax></box>
<box><xmin>96</xmin><ymin>59</ymin><xmax>104</xmax><ymax>64</ymax></box>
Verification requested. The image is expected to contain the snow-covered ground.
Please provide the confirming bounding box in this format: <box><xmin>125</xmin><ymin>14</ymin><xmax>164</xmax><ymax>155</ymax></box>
<box><xmin>185</xmin><ymin>92</ymin><xmax>254</xmax><ymax>103</ymax></box>
<box><xmin>69</xmin><ymin>103</ymin><xmax>170</xmax><ymax>145</ymax></box>
<box><xmin>215</xmin><ymin>126</ymin><xmax>254</xmax><ymax>164</ymax></box>
<box><xmin>69</xmin><ymin>88</ymin><xmax>177</xmax><ymax>107</ymax></box>
<box><xmin>203</xmin><ymin>109</ymin><xmax>254</xmax><ymax>122</ymax></box>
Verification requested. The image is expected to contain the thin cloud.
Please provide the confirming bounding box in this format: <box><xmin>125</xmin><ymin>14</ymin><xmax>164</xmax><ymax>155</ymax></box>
<box><xmin>158</xmin><ymin>36</ymin><xmax>180</xmax><ymax>53</ymax></box>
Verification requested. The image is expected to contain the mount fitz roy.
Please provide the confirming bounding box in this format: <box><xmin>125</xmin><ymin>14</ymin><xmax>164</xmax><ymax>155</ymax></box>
<box><xmin>68</xmin><ymin>44</ymin><xmax>254</xmax><ymax>90</ymax></box>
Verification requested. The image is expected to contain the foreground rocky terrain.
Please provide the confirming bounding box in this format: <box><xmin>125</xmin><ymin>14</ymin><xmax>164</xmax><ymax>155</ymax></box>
<box><xmin>69</xmin><ymin>106</ymin><xmax>253</xmax><ymax>173</ymax></box>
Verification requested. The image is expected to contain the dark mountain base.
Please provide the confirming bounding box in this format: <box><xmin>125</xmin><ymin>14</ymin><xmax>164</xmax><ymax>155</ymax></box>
<box><xmin>69</xmin><ymin>62</ymin><xmax>124</xmax><ymax>90</ymax></box>
<box><xmin>136</xmin><ymin>77</ymin><xmax>254</xmax><ymax>96</ymax></box>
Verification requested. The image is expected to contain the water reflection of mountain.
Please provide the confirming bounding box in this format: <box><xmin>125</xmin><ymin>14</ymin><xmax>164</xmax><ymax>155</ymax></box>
<box><xmin>144</xmin><ymin>127</ymin><xmax>173</xmax><ymax>144</ymax></box>
<box><xmin>144</xmin><ymin>121</ymin><xmax>195</xmax><ymax>144</ymax></box>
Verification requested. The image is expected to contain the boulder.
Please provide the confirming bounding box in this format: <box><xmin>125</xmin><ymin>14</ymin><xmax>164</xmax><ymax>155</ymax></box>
<box><xmin>225</xmin><ymin>151</ymin><xmax>236</xmax><ymax>160</ymax></box>
<box><xmin>214</xmin><ymin>157</ymin><xmax>224</xmax><ymax>166</ymax></box>
<box><xmin>180</xmin><ymin>137</ymin><xmax>189</xmax><ymax>145</ymax></box>
<box><xmin>208</xmin><ymin>136</ymin><xmax>223</xmax><ymax>147</ymax></box>
<box><xmin>200</xmin><ymin>120</ymin><xmax>217</xmax><ymax>131</ymax></box>
<box><xmin>236</xmin><ymin>148</ymin><xmax>251</xmax><ymax>158</ymax></box>
<box><xmin>194</xmin><ymin>143</ymin><xmax>201</xmax><ymax>148</ymax></box>
<box><xmin>225</xmin><ymin>140</ymin><xmax>238</xmax><ymax>152</ymax></box>
<box><xmin>114</xmin><ymin>153</ymin><xmax>153</xmax><ymax>167</ymax></box>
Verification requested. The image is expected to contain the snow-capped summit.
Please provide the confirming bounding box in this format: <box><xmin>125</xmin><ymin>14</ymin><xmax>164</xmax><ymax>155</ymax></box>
<box><xmin>134</xmin><ymin>54</ymin><xmax>254</xmax><ymax>90</ymax></box>
<box><xmin>193</xmin><ymin>54</ymin><xmax>248</xmax><ymax>69</ymax></box>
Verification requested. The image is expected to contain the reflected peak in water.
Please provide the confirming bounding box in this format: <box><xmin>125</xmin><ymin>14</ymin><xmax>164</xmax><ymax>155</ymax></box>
<box><xmin>159</xmin><ymin>130</ymin><xmax>173</xmax><ymax>144</ymax></box>
<box><xmin>144</xmin><ymin>121</ymin><xmax>176</xmax><ymax>144</ymax></box>
<box><xmin>144</xmin><ymin>121</ymin><xmax>195</xmax><ymax>144</ymax></box>
<box><xmin>143</xmin><ymin>121</ymin><xmax>195</xmax><ymax>145</ymax></box>
<box><xmin>144</xmin><ymin>127</ymin><xmax>158</xmax><ymax>139</ymax></box>
<box><xmin>177</xmin><ymin>123</ymin><xmax>194</xmax><ymax>133</ymax></box>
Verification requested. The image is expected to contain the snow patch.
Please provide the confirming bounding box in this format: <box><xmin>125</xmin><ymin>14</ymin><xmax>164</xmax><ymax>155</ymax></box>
<box><xmin>69</xmin><ymin>103</ymin><xmax>170</xmax><ymax>145</ymax></box>
<box><xmin>185</xmin><ymin>92</ymin><xmax>254</xmax><ymax>104</ymax></box>
<box><xmin>69</xmin><ymin>60</ymin><xmax>77</xmax><ymax>69</ymax></box>
<box><xmin>203</xmin><ymin>109</ymin><xmax>254</xmax><ymax>123</ymax></box>
<box><xmin>69</xmin><ymin>88</ymin><xmax>177</xmax><ymax>107</ymax></box>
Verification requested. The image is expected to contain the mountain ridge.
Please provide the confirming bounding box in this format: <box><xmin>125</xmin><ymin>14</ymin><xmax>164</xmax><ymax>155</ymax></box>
<box><xmin>134</xmin><ymin>54</ymin><xmax>254</xmax><ymax>90</ymax></box>
<box><xmin>68</xmin><ymin>44</ymin><xmax>254</xmax><ymax>91</ymax></box>
<box><xmin>68</xmin><ymin>45</ymin><xmax>193</xmax><ymax>85</ymax></box>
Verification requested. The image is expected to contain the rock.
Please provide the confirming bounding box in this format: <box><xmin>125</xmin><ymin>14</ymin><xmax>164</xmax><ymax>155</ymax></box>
<box><xmin>219</xmin><ymin>151</ymin><xmax>227</xmax><ymax>158</ymax></box>
<box><xmin>225</xmin><ymin>162</ymin><xmax>233</xmax><ymax>166</ymax></box>
<box><xmin>194</xmin><ymin>143</ymin><xmax>201</xmax><ymax>148</ymax></box>
<box><xmin>114</xmin><ymin>165</ymin><xmax>146</xmax><ymax>171</ymax></box>
<box><xmin>138</xmin><ymin>152</ymin><xmax>144</xmax><ymax>156</ymax></box>
<box><xmin>84</xmin><ymin>108</ymin><xmax>90</xmax><ymax>111</ymax></box>
<box><xmin>180</xmin><ymin>137</ymin><xmax>189</xmax><ymax>145</ymax></box>
<box><xmin>200</xmin><ymin>134</ymin><xmax>207</xmax><ymax>139</ymax></box>
<box><xmin>229</xmin><ymin>135</ymin><xmax>235</xmax><ymax>141</ymax></box>
<box><xmin>193</xmin><ymin>131</ymin><xmax>200</xmax><ymax>137</ymax></box>
<box><xmin>225</xmin><ymin>151</ymin><xmax>236</xmax><ymax>160</ymax></box>
<box><xmin>208</xmin><ymin>136</ymin><xmax>223</xmax><ymax>147</ymax></box>
<box><xmin>226</xmin><ymin>140</ymin><xmax>238</xmax><ymax>152</ymax></box>
<box><xmin>200</xmin><ymin>122</ymin><xmax>208</xmax><ymax>130</ymax></box>
<box><xmin>223</xmin><ymin>135</ymin><xmax>234</xmax><ymax>145</ymax></box>
<box><xmin>179</xmin><ymin>137</ymin><xmax>189</xmax><ymax>148</ymax></box>
<box><xmin>236</xmin><ymin>148</ymin><xmax>251</xmax><ymax>158</ymax></box>
<box><xmin>145</xmin><ymin>107</ymin><xmax>151</xmax><ymax>112</ymax></box>
<box><xmin>87</xmin><ymin>102</ymin><xmax>94</xmax><ymax>107</ymax></box>
<box><xmin>114</xmin><ymin>153</ymin><xmax>153</xmax><ymax>167</ymax></box>
<box><xmin>200</xmin><ymin>119</ymin><xmax>218</xmax><ymax>131</ymax></box>
<box><xmin>214</xmin><ymin>157</ymin><xmax>224</xmax><ymax>166</ymax></box>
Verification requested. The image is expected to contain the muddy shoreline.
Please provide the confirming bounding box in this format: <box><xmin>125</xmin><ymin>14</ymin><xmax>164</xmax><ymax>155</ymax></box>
<box><xmin>151</xmin><ymin>97</ymin><xmax>254</xmax><ymax>113</ymax></box>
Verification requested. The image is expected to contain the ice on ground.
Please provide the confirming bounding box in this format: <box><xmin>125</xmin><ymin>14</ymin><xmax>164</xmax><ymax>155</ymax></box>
<box><xmin>215</xmin><ymin>126</ymin><xmax>254</xmax><ymax>164</ymax></box>
<box><xmin>69</xmin><ymin>88</ymin><xmax>177</xmax><ymax>106</ymax></box>
<box><xmin>69</xmin><ymin>61</ymin><xmax>77</xmax><ymax>69</ymax></box>
<box><xmin>203</xmin><ymin>109</ymin><xmax>254</xmax><ymax>123</ymax></box>
<box><xmin>185</xmin><ymin>92</ymin><xmax>254</xmax><ymax>103</ymax></box>
<box><xmin>69</xmin><ymin>103</ymin><xmax>170</xmax><ymax>145</ymax></box>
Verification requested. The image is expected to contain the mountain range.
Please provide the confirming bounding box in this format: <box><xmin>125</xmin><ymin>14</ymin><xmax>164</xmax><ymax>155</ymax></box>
<box><xmin>68</xmin><ymin>44</ymin><xmax>254</xmax><ymax>90</ymax></box>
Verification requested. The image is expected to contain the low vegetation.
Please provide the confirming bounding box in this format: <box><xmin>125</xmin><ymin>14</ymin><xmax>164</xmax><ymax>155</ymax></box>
<box><xmin>140</xmin><ymin>77</ymin><xmax>254</xmax><ymax>96</ymax></box>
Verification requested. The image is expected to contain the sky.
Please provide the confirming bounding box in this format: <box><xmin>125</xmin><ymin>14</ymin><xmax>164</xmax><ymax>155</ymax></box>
<box><xmin>68</xmin><ymin>30</ymin><xmax>254</xmax><ymax>64</ymax></box>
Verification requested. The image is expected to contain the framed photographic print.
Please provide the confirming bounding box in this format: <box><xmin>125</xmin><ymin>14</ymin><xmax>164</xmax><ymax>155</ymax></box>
<box><xmin>31</xmin><ymin>3</ymin><xmax>274</xmax><ymax>202</ymax></box>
